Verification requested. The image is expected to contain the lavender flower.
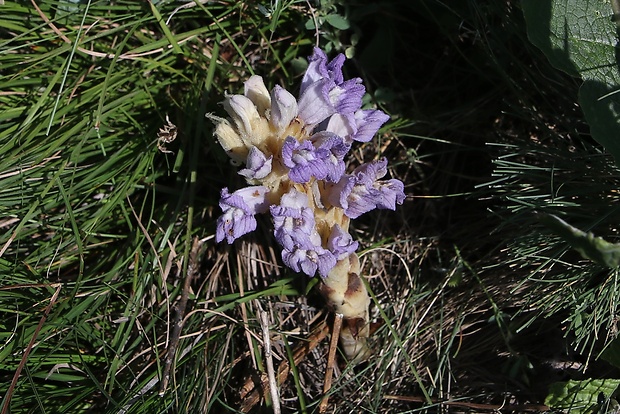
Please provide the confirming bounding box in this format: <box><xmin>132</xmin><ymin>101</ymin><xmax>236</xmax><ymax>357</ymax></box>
<box><xmin>297</xmin><ymin>48</ymin><xmax>365</xmax><ymax>128</ymax></box>
<box><xmin>281</xmin><ymin>132</ymin><xmax>350</xmax><ymax>183</ymax></box>
<box><xmin>270</xmin><ymin>189</ymin><xmax>336</xmax><ymax>277</ymax></box>
<box><xmin>239</xmin><ymin>146</ymin><xmax>272</xmax><ymax>180</ymax></box>
<box><xmin>328</xmin><ymin>158</ymin><xmax>406</xmax><ymax>219</ymax></box>
<box><xmin>270</xmin><ymin>189</ymin><xmax>317</xmax><ymax>251</ymax></box>
<box><xmin>282</xmin><ymin>246</ymin><xmax>336</xmax><ymax>278</ymax></box>
<box><xmin>324</xmin><ymin>109</ymin><xmax>390</xmax><ymax>144</ymax></box>
<box><xmin>350</xmin><ymin>110</ymin><xmax>391</xmax><ymax>142</ymax></box>
<box><xmin>327</xmin><ymin>225</ymin><xmax>359</xmax><ymax>260</ymax></box>
<box><xmin>216</xmin><ymin>186</ymin><xmax>270</xmax><ymax>243</ymax></box>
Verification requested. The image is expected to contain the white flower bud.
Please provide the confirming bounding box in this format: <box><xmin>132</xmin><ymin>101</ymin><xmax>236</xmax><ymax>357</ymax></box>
<box><xmin>270</xmin><ymin>85</ymin><xmax>298</xmax><ymax>132</ymax></box>
<box><xmin>213</xmin><ymin>119</ymin><xmax>248</xmax><ymax>163</ymax></box>
<box><xmin>222</xmin><ymin>94</ymin><xmax>261</xmax><ymax>137</ymax></box>
<box><xmin>244</xmin><ymin>75</ymin><xmax>271</xmax><ymax>115</ymax></box>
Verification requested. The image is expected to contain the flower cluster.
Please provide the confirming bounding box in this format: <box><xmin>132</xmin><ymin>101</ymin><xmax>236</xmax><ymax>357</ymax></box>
<box><xmin>211</xmin><ymin>48</ymin><xmax>405</xmax><ymax>278</ymax></box>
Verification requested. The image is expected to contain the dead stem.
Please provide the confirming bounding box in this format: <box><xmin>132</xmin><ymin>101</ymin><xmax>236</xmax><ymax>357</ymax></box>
<box><xmin>259</xmin><ymin>310</ymin><xmax>280</xmax><ymax>414</ymax></box>
<box><xmin>319</xmin><ymin>313</ymin><xmax>343</xmax><ymax>413</ymax></box>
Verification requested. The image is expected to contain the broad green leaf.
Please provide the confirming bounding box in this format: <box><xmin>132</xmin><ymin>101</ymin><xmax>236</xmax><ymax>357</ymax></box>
<box><xmin>325</xmin><ymin>14</ymin><xmax>350</xmax><ymax>30</ymax></box>
<box><xmin>522</xmin><ymin>0</ymin><xmax>620</xmax><ymax>166</ymax></box>
<box><xmin>546</xmin><ymin>379</ymin><xmax>620</xmax><ymax>413</ymax></box>
<box><xmin>538</xmin><ymin>214</ymin><xmax>620</xmax><ymax>268</ymax></box>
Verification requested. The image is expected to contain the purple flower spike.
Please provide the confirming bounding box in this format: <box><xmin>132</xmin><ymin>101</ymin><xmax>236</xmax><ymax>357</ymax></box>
<box><xmin>328</xmin><ymin>158</ymin><xmax>406</xmax><ymax>219</ymax></box>
<box><xmin>212</xmin><ymin>47</ymin><xmax>403</xmax><ymax>281</ymax></box>
<box><xmin>327</xmin><ymin>225</ymin><xmax>359</xmax><ymax>260</ymax></box>
<box><xmin>216</xmin><ymin>186</ymin><xmax>270</xmax><ymax>243</ymax></box>
<box><xmin>282</xmin><ymin>133</ymin><xmax>350</xmax><ymax>183</ymax></box>
<box><xmin>239</xmin><ymin>146</ymin><xmax>272</xmax><ymax>180</ymax></box>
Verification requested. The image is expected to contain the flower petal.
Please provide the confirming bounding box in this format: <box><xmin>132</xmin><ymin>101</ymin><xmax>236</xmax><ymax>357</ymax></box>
<box><xmin>297</xmin><ymin>78</ymin><xmax>336</xmax><ymax>127</ymax></box>
<box><xmin>350</xmin><ymin>109</ymin><xmax>390</xmax><ymax>142</ymax></box>
<box><xmin>270</xmin><ymin>189</ymin><xmax>316</xmax><ymax>250</ymax></box>
<box><xmin>282</xmin><ymin>245</ymin><xmax>336</xmax><ymax>278</ymax></box>
<box><xmin>269</xmin><ymin>188</ymin><xmax>336</xmax><ymax>277</ymax></box>
<box><xmin>328</xmin><ymin>78</ymin><xmax>365</xmax><ymax>115</ymax></box>
<box><xmin>282</xmin><ymin>134</ymin><xmax>349</xmax><ymax>183</ymax></box>
<box><xmin>222</xmin><ymin>95</ymin><xmax>261</xmax><ymax>136</ymax></box>
<box><xmin>327</xmin><ymin>158</ymin><xmax>405</xmax><ymax>218</ymax></box>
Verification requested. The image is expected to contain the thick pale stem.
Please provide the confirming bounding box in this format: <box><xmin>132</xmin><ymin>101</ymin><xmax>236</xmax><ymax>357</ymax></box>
<box><xmin>319</xmin><ymin>253</ymin><xmax>371</xmax><ymax>362</ymax></box>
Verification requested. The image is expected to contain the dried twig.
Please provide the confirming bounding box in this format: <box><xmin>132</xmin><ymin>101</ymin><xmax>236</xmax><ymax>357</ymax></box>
<box><xmin>319</xmin><ymin>313</ymin><xmax>343</xmax><ymax>413</ymax></box>
<box><xmin>259</xmin><ymin>311</ymin><xmax>280</xmax><ymax>414</ymax></box>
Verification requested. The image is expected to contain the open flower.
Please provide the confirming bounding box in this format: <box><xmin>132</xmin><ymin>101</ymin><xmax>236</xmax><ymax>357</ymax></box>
<box><xmin>270</xmin><ymin>189</ymin><xmax>317</xmax><ymax>250</ymax></box>
<box><xmin>326</xmin><ymin>109</ymin><xmax>391</xmax><ymax>143</ymax></box>
<box><xmin>239</xmin><ymin>146</ymin><xmax>272</xmax><ymax>180</ymax></box>
<box><xmin>328</xmin><ymin>158</ymin><xmax>406</xmax><ymax>219</ymax></box>
<box><xmin>297</xmin><ymin>48</ymin><xmax>366</xmax><ymax>128</ymax></box>
<box><xmin>282</xmin><ymin>246</ymin><xmax>336</xmax><ymax>278</ymax></box>
<box><xmin>216</xmin><ymin>186</ymin><xmax>270</xmax><ymax>243</ymax></box>
<box><xmin>281</xmin><ymin>132</ymin><xmax>350</xmax><ymax>183</ymax></box>
<box><xmin>327</xmin><ymin>224</ymin><xmax>359</xmax><ymax>260</ymax></box>
<box><xmin>270</xmin><ymin>189</ymin><xmax>337</xmax><ymax>277</ymax></box>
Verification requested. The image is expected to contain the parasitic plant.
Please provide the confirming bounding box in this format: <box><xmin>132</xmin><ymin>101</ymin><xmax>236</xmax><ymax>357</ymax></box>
<box><xmin>209</xmin><ymin>48</ymin><xmax>405</xmax><ymax>362</ymax></box>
